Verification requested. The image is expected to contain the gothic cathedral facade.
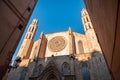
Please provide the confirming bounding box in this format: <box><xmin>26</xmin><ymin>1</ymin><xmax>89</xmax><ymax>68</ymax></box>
<box><xmin>7</xmin><ymin>9</ymin><xmax>111</xmax><ymax>80</ymax></box>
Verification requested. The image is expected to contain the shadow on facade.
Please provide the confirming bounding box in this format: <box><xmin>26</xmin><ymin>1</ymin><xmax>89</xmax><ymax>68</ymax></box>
<box><xmin>7</xmin><ymin>52</ymin><xmax>112</xmax><ymax>80</ymax></box>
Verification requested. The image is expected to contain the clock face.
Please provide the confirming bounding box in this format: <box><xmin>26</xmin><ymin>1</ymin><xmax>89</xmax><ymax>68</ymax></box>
<box><xmin>48</xmin><ymin>36</ymin><xmax>67</xmax><ymax>52</ymax></box>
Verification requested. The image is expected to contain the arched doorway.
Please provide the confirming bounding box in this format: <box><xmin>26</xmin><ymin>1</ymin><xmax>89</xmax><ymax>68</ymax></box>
<box><xmin>37</xmin><ymin>61</ymin><xmax>62</xmax><ymax>80</ymax></box>
<box><xmin>46</xmin><ymin>74</ymin><xmax>58</xmax><ymax>80</ymax></box>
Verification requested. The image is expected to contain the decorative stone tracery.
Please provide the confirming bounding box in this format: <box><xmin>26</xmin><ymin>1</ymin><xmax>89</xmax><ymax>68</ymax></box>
<box><xmin>38</xmin><ymin>61</ymin><xmax>62</xmax><ymax>80</ymax></box>
<box><xmin>48</xmin><ymin>36</ymin><xmax>67</xmax><ymax>52</ymax></box>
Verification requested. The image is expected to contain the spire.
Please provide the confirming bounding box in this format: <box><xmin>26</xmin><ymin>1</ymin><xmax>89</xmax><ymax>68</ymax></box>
<box><xmin>68</xmin><ymin>26</ymin><xmax>72</xmax><ymax>31</ymax></box>
<box><xmin>68</xmin><ymin>26</ymin><xmax>73</xmax><ymax>35</ymax></box>
<box><xmin>68</xmin><ymin>26</ymin><xmax>75</xmax><ymax>54</ymax></box>
<box><xmin>40</xmin><ymin>32</ymin><xmax>44</xmax><ymax>39</ymax></box>
<box><xmin>32</xmin><ymin>19</ymin><xmax>38</xmax><ymax>25</ymax></box>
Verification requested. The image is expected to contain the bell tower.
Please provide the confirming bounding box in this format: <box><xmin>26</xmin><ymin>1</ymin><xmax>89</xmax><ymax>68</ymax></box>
<box><xmin>81</xmin><ymin>9</ymin><xmax>101</xmax><ymax>52</ymax></box>
<box><xmin>17</xmin><ymin>19</ymin><xmax>38</xmax><ymax>59</ymax></box>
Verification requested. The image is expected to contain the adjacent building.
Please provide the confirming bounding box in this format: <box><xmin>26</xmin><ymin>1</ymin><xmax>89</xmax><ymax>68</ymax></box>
<box><xmin>0</xmin><ymin>0</ymin><xmax>37</xmax><ymax>79</ymax></box>
<box><xmin>84</xmin><ymin>0</ymin><xmax>120</xmax><ymax>79</ymax></box>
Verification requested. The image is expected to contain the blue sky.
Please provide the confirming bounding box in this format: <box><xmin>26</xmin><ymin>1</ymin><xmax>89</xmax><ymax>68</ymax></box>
<box><xmin>12</xmin><ymin>0</ymin><xmax>86</xmax><ymax>62</ymax></box>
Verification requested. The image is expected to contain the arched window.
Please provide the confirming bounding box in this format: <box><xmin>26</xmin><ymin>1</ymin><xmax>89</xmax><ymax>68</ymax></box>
<box><xmin>85</xmin><ymin>25</ymin><xmax>87</xmax><ymax>31</ymax></box>
<box><xmin>29</xmin><ymin>27</ymin><xmax>31</xmax><ymax>32</ymax></box>
<box><xmin>31</xmin><ymin>27</ymin><xmax>34</xmax><ymax>32</ymax></box>
<box><xmin>18</xmin><ymin>24</ymin><xmax>23</xmax><ymax>30</ymax></box>
<box><xmin>84</xmin><ymin>18</ymin><xmax>86</xmax><ymax>23</ymax></box>
<box><xmin>20</xmin><ymin>68</ymin><xmax>27</xmax><ymax>80</ymax></box>
<box><xmin>86</xmin><ymin>17</ymin><xmax>89</xmax><ymax>22</ymax></box>
<box><xmin>26</xmin><ymin>34</ymin><xmax>28</xmax><ymax>39</ymax></box>
<box><xmin>80</xmin><ymin>62</ymin><xmax>91</xmax><ymax>80</ymax></box>
<box><xmin>62</xmin><ymin>62</ymin><xmax>70</xmax><ymax>75</ymax></box>
<box><xmin>84</xmin><ymin>18</ymin><xmax>86</xmax><ymax>24</ymax></box>
<box><xmin>29</xmin><ymin>34</ymin><xmax>32</xmax><ymax>39</ymax></box>
<box><xmin>27</xmin><ymin>7</ymin><xmax>31</xmax><ymax>12</ymax></box>
<box><xmin>33</xmin><ymin>64</ymin><xmax>44</xmax><ymax>76</ymax></box>
<box><xmin>88</xmin><ymin>23</ymin><xmax>91</xmax><ymax>29</ymax></box>
<box><xmin>78</xmin><ymin>41</ymin><xmax>84</xmax><ymax>53</ymax></box>
<box><xmin>38</xmin><ymin>64</ymin><xmax>44</xmax><ymax>75</ymax></box>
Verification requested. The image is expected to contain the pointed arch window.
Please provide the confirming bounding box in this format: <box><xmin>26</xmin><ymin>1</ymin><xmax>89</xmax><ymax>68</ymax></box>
<box><xmin>80</xmin><ymin>62</ymin><xmax>91</xmax><ymax>80</ymax></box>
<box><xmin>38</xmin><ymin>64</ymin><xmax>44</xmax><ymax>75</ymax></box>
<box><xmin>29</xmin><ymin>34</ymin><xmax>32</xmax><ymax>39</ymax></box>
<box><xmin>85</xmin><ymin>25</ymin><xmax>87</xmax><ymax>30</ymax></box>
<box><xmin>84</xmin><ymin>18</ymin><xmax>86</xmax><ymax>23</ymax></box>
<box><xmin>78</xmin><ymin>41</ymin><xmax>84</xmax><ymax>53</ymax></box>
<box><xmin>29</xmin><ymin>27</ymin><xmax>31</xmax><ymax>32</ymax></box>
<box><xmin>33</xmin><ymin>64</ymin><xmax>44</xmax><ymax>77</ymax></box>
<box><xmin>88</xmin><ymin>23</ymin><xmax>92</xmax><ymax>29</ymax></box>
<box><xmin>31</xmin><ymin>27</ymin><xmax>34</xmax><ymax>32</ymax></box>
<box><xmin>26</xmin><ymin>34</ymin><xmax>28</xmax><ymax>39</ymax></box>
<box><xmin>20</xmin><ymin>68</ymin><xmax>27</xmax><ymax>80</ymax></box>
<box><xmin>62</xmin><ymin>62</ymin><xmax>70</xmax><ymax>75</ymax></box>
<box><xmin>86</xmin><ymin>17</ymin><xmax>89</xmax><ymax>22</ymax></box>
<box><xmin>18</xmin><ymin>24</ymin><xmax>23</xmax><ymax>30</ymax></box>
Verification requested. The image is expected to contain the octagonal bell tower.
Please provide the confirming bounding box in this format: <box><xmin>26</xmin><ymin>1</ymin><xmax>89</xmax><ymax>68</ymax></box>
<box><xmin>17</xmin><ymin>19</ymin><xmax>38</xmax><ymax>59</ymax></box>
<box><xmin>81</xmin><ymin>9</ymin><xmax>101</xmax><ymax>52</ymax></box>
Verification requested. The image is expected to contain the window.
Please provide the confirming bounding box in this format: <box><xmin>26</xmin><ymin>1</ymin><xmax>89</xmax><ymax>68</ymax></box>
<box><xmin>18</xmin><ymin>24</ymin><xmax>23</xmax><ymax>30</ymax></box>
<box><xmin>31</xmin><ymin>27</ymin><xmax>34</xmax><ymax>32</ymax></box>
<box><xmin>38</xmin><ymin>64</ymin><xmax>43</xmax><ymax>75</ymax></box>
<box><xmin>20</xmin><ymin>69</ymin><xmax>27</xmax><ymax>80</ymax></box>
<box><xmin>25</xmin><ymin>34</ymin><xmax>28</xmax><ymax>39</ymax></box>
<box><xmin>62</xmin><ymin>62</ymin><xmax>70</xmax><ymax>75</ymax></box>
<box><xmin>88</xmin><ymin>23</ymin><xmax>91</xmax><ymax>29</ymax></box>
<box><xmin>27</xmin><ymin>7</ymin><xmax>31</xmax><ymax>12</ymax></box>
<box><xmin>85</xmin><ymin>25</ymin><xmax>87</xmax><ymax>31</ymax></box>
<box><xmin>86</xmin><ymin>17</ymin><xmax>89</xmax><ymax>22</ymax></box>
<box><xmin>80</xmin><ymin>62</ymin><xmax>91</xmax><ymax>80</ymax></box>
<box><xmin>33</xmin><ymin>64</ymin><xmax>43</xmax><ymax>76</ymax></box>
<box><xmin>29</xmin><ymin>34</ymin><xmax>32</xmax><ymax>39</ymax></box>
<box><xmin>78</xmin><ymin>41</ymin><xmax>84</xmax><ymax>53</ymax></box>
<box><xmin>29</xmin><ymin>27</ymin><xmax>31</xmax><ymax>32</ymax></box>
<box><xmin>84</xmin><ymin>18</ymin><xmax>86</xmax><ymax>23</ymax></box>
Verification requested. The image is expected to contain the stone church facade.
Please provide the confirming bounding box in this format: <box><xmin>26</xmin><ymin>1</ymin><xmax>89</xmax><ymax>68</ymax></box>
<box><xmin>7</xmin><ymin>9</ymin><xmax>111</xmax><ymax>80</ymax></box>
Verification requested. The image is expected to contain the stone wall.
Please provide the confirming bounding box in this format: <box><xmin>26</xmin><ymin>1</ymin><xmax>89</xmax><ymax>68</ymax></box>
<box><xmin>7</xmin><ymin>53</ymin><xmax>111</xmax><ymax>80</ymax></box>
